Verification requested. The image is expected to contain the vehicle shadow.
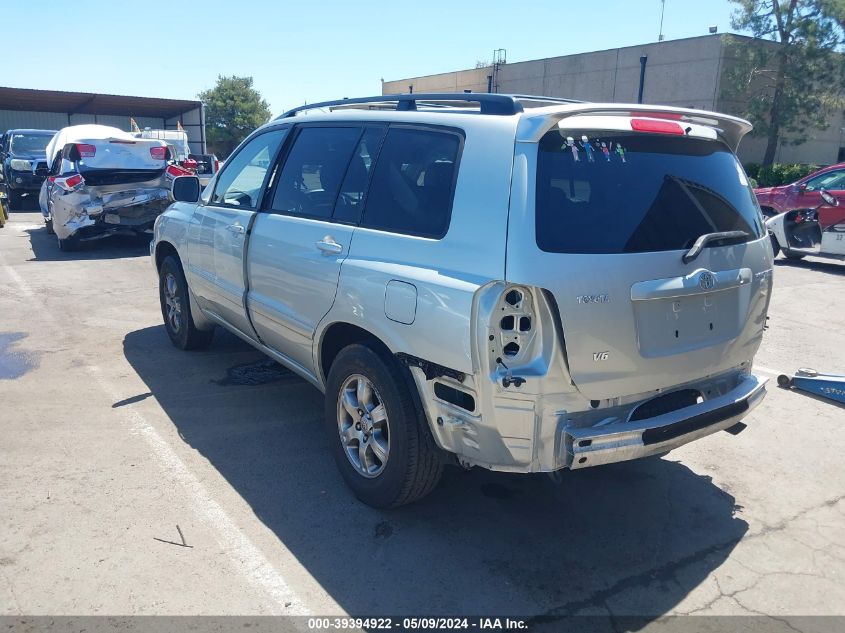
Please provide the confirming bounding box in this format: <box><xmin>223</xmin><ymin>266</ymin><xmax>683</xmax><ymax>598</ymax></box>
<box><xmin>774</xmin><ymin>256</ymin><xmax>844</xmax><ymax>275</ymax></box>
<box><xmin>7</xmin><ymin>192</ymin><xmax>41</xmax><ymax>212</ymax></box>
<box><xmin>26</xmin><ymin>226</ymin><xmax>151</xmax><ymax>262</ymax></box>
<box><xmin>123</xmin><ymin>325</ymin><xmax>748</xmax><ymax>621</ymax></box>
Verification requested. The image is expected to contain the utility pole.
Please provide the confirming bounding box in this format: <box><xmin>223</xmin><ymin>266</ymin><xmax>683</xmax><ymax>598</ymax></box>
<box><xmin>491</xmin><ymin>48</ymin><xmax>507</xmax><ymax>94</ymax></box>
<box><xmin>658</xmin><ymin>0</ymin><xmax>666</xmax><ymax>41</ymax></box>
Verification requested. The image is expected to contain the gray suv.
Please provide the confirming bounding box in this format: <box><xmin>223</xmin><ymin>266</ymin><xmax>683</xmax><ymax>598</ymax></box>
<box><xmin>152</xmin><ymin>94</ymin><xmax>772</xmax><ymax>507</ymax></box>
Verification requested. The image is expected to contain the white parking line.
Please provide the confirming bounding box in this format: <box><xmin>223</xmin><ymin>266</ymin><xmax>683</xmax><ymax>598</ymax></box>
<box><xmin>88</xmin><ymin>366</ymin><xmax>310</xmax><ymax>615</ymax></box>
<box><xmin>0</xmin><ymin>248</ymin><xmax>311</xmax><ymax>616</ymax></box>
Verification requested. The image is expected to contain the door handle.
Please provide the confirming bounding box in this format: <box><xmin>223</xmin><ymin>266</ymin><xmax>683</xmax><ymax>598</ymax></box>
<box><xmin>226</xmin><ymin>223</ymin><xmax>245</xmax><ymax>235</ymax></box>
<box><xmin>316</xmin><ymin>236</ymin><xmax>343</xmax><ymax>254</ymax></box>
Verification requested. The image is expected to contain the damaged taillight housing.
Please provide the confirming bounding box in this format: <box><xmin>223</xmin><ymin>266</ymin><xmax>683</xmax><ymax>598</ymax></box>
<box><xmin>49</xmin><ymin>173</ymin><xmax>85</xmax><ymax>192</ymax></box>
<box><xmin>150</xmin><ymin>146</ymin><xmax>168</xmax><ymax>160</ymax></box>
<box><xmin>489</xmin><ymin>285</ymin><xmax>540</xmax><ymax>368</ymax></box>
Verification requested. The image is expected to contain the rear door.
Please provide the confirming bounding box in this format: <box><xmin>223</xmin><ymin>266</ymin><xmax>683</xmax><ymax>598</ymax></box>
<box><xmin>246</xmin><ymin>124</ymin><xmax>383</xmax><ymax>371</ymax></box>
<box><xmin>506</xmin><ymin>121</ymin><xmax>772</xmax><ymax>400</ymax></box>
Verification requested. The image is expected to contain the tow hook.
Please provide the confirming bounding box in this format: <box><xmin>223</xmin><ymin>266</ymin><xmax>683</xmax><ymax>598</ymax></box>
<box><xmin>502</xmin><ymin>375</ymin><xmax>526</xmax><ymax>388</ymax></box>
<box><xmin>497</xmin><ymin>358</ymin><xmax>525</xmax><ymax>389</ymax></box>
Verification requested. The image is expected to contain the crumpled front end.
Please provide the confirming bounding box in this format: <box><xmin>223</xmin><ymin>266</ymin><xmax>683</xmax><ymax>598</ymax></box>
<box><xmin>50</xmin><ymin>175</ymin><xmax>170</xmax><ymax>241</ymax></box>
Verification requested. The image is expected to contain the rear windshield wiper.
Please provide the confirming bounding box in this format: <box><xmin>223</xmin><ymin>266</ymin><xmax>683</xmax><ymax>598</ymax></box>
<box><xmin>683</xmin><ymin>230</ymin><xmax>750</xmax><ymax>264</ymax></box>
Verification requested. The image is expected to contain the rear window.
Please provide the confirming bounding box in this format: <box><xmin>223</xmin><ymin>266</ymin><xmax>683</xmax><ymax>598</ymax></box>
<box><xmin>535</xmin><ymin>130</ymin><xmax>764</xmax><ymax>254</ymax></box>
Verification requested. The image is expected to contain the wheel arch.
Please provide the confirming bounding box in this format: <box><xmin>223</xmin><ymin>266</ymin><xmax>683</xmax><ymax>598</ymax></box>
<box><xmin>318</xmin><ymin>321</ymin><xmax>393</xmax><ymax>385</ymax></box>
<box><xmin>154</xmin><ymin>239</ymin><xmax>180</xmax><ymax>272</ymax></box>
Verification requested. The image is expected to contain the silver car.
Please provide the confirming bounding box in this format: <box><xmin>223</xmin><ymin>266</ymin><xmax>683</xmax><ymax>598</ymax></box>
<box><xmin>152</xmin><ymin>94</ymin><xmax>772</xmax><ymax>507</ymax></box>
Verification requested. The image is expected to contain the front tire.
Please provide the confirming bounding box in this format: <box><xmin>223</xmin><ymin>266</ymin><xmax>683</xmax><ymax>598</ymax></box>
<box><xmin>325</xmin><ymin>343</ymin><xmax>442</xmax><ymax>508</ymax></box>
<box><xmin>158</xmin><ymin>255</ymin><xmax>214</xmax><ymax>350</ymax></box>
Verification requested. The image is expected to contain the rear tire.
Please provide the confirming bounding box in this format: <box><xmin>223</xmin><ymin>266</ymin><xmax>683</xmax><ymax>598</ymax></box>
<box><xmin>325</xmin><ymin>343</ymin><xmax>442</xmax><ymax>508</ymax></box>
<box><xmin>57</xmin><ymin>235</ymin><xmax>78</xmax><ymax>251</ymax></box>
<box><xmin>158</xmin><ymin>255</ymin><xmax>214</xmax><ymax>350</ymax></box>
<box><xmin>45</xmin><ymin>218</ymin><xmax>54</xmax><ymax>235</ymax></box>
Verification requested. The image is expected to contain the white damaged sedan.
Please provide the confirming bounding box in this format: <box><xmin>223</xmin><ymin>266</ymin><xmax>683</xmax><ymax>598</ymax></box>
<box><xmin>39</xmin><ymin>124</ymin><xmax>189</xmax><ymax>250</ymax></box>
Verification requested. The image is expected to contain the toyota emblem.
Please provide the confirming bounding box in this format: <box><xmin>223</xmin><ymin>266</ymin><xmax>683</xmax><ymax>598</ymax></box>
<box><xmin>699</xmin><ymin>271</ymin><xmax>716</xmax><ymax>291</ymax></box>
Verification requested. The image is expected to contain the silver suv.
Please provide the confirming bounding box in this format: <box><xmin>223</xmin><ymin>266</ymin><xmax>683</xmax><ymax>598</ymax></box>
<box><xmin>152</xmin><ymin>94</ymin><xmax>772</xmax><ymax>507</ymax></box>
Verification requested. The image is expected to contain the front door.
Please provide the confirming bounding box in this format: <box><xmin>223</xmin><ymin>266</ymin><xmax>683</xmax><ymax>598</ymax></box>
<box><xmin>197</xmin><ymin>127</ymin><xmax>289</xmax><ymax>337</ymax></box>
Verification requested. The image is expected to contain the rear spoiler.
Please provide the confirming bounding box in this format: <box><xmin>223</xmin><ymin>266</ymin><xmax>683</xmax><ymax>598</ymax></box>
<box><xmin>517</xmin><ymin>103</ymin><xmax>752</xmax><ymax>152</ymax></box>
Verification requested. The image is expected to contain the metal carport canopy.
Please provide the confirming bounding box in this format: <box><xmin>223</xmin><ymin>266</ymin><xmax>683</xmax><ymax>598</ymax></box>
<box><xmin>0</xmin><ymin>86</ymin><xmax>200</xmax><ymax>118</ymax></box>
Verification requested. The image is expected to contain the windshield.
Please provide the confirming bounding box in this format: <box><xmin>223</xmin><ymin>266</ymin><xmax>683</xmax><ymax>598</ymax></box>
<box><xmin>10</xmin><ymin>133</ymin><xmax>52</xmax><ymax>155</ymax></box>
<box><xmin>535</xmin><ymin>130</ymin><xmax>764</xmax><ymax>254</ymax></box>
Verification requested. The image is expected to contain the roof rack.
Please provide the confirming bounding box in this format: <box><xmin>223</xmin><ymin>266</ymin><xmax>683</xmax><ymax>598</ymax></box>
<box><xmin>277</xmin><ymin>93</ymin><xmax>582</xmax><ymax>119</ymax></box>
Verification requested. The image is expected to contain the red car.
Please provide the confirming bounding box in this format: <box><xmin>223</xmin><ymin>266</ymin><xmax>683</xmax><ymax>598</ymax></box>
<box><xmin>754</xmin><ymin>162</ymin><xmax>845</xmax><ymax>226</ymax></box>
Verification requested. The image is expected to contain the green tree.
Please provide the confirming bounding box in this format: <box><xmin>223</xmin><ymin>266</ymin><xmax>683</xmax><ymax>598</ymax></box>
<box><xmin>724</xmin><ymin>0</ymin><xmax>845</xmax><ymax>165</ymax></box>
<box><xmin>198</xmin><ymin>75</ymin><xmax>272</xmax><ymax>158</ymax></box>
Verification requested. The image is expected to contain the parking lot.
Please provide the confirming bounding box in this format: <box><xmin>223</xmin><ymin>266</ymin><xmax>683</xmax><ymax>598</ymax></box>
<box><xmin>1</xmin><ymin>208</ymin><xmax>844</xmax><ymax>621</ymax></box>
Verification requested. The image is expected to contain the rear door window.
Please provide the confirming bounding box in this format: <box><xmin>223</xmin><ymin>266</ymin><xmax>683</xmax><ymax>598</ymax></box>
<box><xmin>333</xmin><ymin>127</ymin><xmax>385</xmax><ymax>224</ymax></box>
<box><xmin>535</xmin><ymin>130</ymin><xmax>764</xmax><ymax>254</ymax></box>
<box><xmin>360</xmin><ymin>127</ymin><xmax>461</xmax><ymax>238</ymax></box>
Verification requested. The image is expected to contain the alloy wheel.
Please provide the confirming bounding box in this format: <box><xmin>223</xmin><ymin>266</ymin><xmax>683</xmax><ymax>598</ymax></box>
<box><xmin>163</xmin><ymin>272</ymin><xmax>183</xmax><ymax>334</ymax></box>
<box><xmin>337</xmin><ymin>374</ymin><xmax>390</xmax><ymax>478</ymax></box>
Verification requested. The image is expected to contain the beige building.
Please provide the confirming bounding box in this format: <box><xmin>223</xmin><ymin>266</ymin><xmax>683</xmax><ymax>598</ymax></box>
<box><xmin>383</xmin><ymin>35</ymin><xmax>845</xmax><ymax>166</ymax></box>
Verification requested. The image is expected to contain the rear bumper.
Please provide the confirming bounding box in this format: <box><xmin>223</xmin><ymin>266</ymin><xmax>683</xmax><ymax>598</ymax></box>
<box><xmin>563</xmin><ymin>373</ymin><xmax>767</xmax><ymax>469</ymax></box>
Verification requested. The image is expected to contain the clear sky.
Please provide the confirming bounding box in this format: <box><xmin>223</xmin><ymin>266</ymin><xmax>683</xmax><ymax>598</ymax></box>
<box><xmin>4</xmin><ymin>0</ymin><xmax>743</xmax><ymax>117</ymax></box>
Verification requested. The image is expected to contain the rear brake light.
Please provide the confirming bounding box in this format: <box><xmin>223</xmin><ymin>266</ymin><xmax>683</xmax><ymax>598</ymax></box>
<box><xmin>150</xmin><ymin>146</ymin><xmax>167</xmax><ymax>160</ymax></box>
<box><xmin>52</xmin><ymin>174</ymin><xmax>84</xmax><ymax>191</ymax></box>
<box><xmin>630</xmin><ymin>118</ymin><xmax>684</xmax><ymax>135</ymax></box>
<box><xmin>65</xmin><ymin>174</ymin><xmax>83</xmax><ymax>188</ymax></box>
<box><xmin>76</xmin><ymin>143</ymin><xmax>96</xmax><ymax>158</ymax></box>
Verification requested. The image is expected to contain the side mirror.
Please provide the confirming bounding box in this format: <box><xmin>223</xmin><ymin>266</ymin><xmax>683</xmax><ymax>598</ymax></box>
<box><xmin>796</xmin><ymin>182</ymin><xmax>807</xmax><ymax>194</ymax></box>
<box><xmin>820</xmin><ymin>188</ymin><xmax>839</xmax><ymax>206</ymax></box>
<box><xmin>171</xmin><ymin>175</ymin><xmax>201</xmax><ymax>203</ymax></box>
